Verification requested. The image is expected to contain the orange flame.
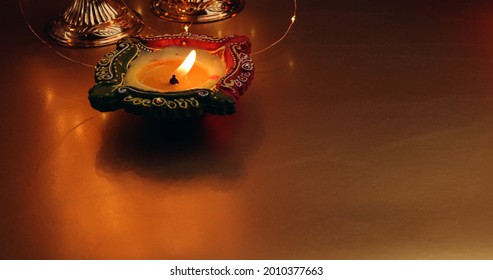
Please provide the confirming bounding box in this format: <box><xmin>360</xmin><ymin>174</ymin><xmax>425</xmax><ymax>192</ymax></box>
<box><xmin>175</xmin><ymin>50</ymin><xmax>196</xmax><ymax>79</ymax></box>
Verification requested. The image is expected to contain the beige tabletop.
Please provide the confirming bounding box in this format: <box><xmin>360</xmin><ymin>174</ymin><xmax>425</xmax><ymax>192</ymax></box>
<box><xmin>1</xmin><ymin>0</ymin><xmax>493</xmax><ymax>259</ymax></box>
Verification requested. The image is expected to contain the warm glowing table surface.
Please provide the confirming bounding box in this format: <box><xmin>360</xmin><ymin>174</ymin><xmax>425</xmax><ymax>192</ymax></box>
<box><xmin>2</xmin><ymin>0</ymin><xmax>493</xmax><ymax>259</ymax></box>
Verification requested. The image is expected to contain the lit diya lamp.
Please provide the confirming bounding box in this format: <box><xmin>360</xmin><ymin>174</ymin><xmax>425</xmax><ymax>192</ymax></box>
<box><xmin>89</xmin><ymin>34</ymin><xmax>254</xmax><ymax>118</ymax></box>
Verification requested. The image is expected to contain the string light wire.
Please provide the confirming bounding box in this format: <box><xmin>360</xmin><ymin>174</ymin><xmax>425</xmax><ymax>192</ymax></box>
<box><xmin>19</xmin><ymin>0</ymin><xmax>95</xmax><ymax>68</ymax></box>
<box><xmin>19</xmin><ymin>0</ymin><xmax>297</xmax><ymax>66</ymax></box>
<box><xmin>251</xmin><ymin>0</ymin><xmax>297</xmax><ymax>56</ymax></box>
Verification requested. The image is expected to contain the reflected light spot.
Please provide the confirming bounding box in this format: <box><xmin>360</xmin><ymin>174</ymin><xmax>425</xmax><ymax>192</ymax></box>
<box><xmin>45</xmin><ymin>88</ymin><xmax>55</xmax><ymax>108</ymax></box>
<box><xmin>250</xmin><ymin>28</ymin><xmax>256</xmax><ymax>38</ymax></box>
<box><xmin>72</xmin><ymin>114</ymin><xmax>84</xmax><ymax>138</ymax></box>
<box><xmin>56</xmin><ymin>115</ymin><xmax>67</xmax><ymax>135</ymax></box>
<box><xmin>288</xmin><ymin>59</ymin><xmax>295</xmax><ymax>70</ymax></box>
<box><xmin>74</xmin><ymin>125</ymin><xmax>84</xmax><ymax>137</ymax></box>
<box><xmin>55</xmin><ymin>114</ymin><xmax>88</xmax><ymax>138</ymax></box>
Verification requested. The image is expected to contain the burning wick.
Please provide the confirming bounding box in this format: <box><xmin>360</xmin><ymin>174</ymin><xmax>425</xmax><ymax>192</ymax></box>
<box><xmin>169</xmin><ymin>74</ymin><xmax>179</xmax><ymax>84</ymax></box>
<box><xmin>168</xmin><ymin>50</ymin><xmax>196</xmax><ymax>85</ymax></box>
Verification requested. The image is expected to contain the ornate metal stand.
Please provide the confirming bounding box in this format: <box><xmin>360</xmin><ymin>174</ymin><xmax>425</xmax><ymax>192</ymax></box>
<box><xmin>48</xmin><ymin>0</ymin><xmax>143</xmax><ymax>47</ymax></box>
<box><xmin>150</xmin><ymin>0</ymin><xmax>245</xmax><ymax>23</ymax></box>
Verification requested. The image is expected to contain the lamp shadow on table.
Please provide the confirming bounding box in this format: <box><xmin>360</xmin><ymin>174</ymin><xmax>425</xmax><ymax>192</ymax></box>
<box><xmin>95</xmin><ymin>103</ymin><xmax>263</xmax><ymax>183</ymax></box>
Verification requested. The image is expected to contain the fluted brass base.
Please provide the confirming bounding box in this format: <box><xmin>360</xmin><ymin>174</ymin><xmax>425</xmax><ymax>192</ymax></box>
<box><xmin>151</xmin><ymin>0</ymin><xmax>245</xmax><ymax>23</ymax></box>
<box><xmin>48</xmin><ymin>0</ymin><xmax>143</xmax><ymax>47</ymax></box>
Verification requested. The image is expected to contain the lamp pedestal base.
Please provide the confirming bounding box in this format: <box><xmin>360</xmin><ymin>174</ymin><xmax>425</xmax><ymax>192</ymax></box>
<box><xmin>150</xmin><ymin>0</ymin><xmax>245</xmax><ymax>23</ymax></box>
<box><xmin>48</xmin><ymin>0</ymin><xmax>143</xmax><ymax>48</ymax></box>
